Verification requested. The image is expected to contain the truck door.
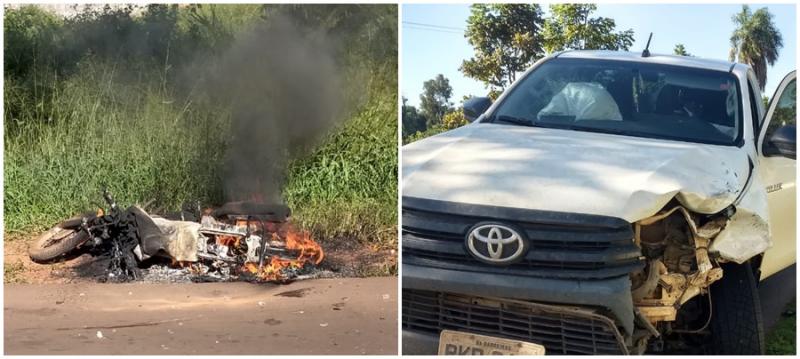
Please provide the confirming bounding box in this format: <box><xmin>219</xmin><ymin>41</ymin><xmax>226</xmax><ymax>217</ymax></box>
<box><xmin>757</xmin><ymin>70</ymin><xmax>796</xmax><ymax>280</ymax></box>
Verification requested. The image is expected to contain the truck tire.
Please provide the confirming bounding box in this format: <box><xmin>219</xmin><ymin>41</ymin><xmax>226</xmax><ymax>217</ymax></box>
<box><xmin>708</xmin><ymin>262</ymin><xmax>765</xmax><ymax>355</ymax></box>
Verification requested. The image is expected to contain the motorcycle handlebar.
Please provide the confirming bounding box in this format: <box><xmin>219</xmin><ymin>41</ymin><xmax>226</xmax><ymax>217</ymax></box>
<box><xmin>102</xmin><ymin>188</ymin><xmax>117</xmax><ymax>209</ymax></box>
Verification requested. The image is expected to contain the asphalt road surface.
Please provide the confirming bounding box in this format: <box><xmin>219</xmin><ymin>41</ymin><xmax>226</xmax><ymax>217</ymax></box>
<box><xmin>4</xmin><ymin>277</ymin><xmax>397</xmax><ymax>355</ymax></box>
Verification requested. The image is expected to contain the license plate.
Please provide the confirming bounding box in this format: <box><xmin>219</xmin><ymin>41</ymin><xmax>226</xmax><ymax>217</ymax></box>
<box><xmin>437</xmin><ymin>330</ymin><xmax>546</xmax><ymax>355</ymax></box>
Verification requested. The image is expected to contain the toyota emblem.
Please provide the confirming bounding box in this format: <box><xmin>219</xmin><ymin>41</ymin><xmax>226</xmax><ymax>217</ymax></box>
<box><xmin>466</xmin><ymin>223</ymin><xmax>527</xmax><ymax>264</ymax></box>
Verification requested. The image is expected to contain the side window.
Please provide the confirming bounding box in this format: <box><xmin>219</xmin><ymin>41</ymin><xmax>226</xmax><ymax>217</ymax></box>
<box><xmin>764</xmin><ymin>78</ymin><xmax>797</xmax><ymax>141</ymax></box>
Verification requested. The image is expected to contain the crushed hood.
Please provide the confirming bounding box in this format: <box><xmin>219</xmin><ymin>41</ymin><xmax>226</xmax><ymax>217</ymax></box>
<box><xmin>403</xmin><ymin>123</ymin><xmax>752</xmax><ymax>222</ymax></box>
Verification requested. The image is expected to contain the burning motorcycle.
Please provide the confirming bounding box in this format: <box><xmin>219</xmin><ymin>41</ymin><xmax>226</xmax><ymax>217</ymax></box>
<box><xmin>28</xmin><ymin>189</ymin><xmax>324</xmax><ymax>282</ymax></box>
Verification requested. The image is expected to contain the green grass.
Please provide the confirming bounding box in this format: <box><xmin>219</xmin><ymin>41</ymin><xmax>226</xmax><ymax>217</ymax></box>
<box><xmin>4</xmin><ymin>61</ymin><xmax>397</xmax><ymax>249</ymax></box>
<box><xmin>285</xmin><ymin>80</ymin><xmax>397</xmax><ymax>246</ymax></box>
<box><xmin>767</xmin><ymin>299</ymin><xmax>796</xmax><ymax>355</ymax></box>
<box><xmin>5</xmin><ymin>62</ymin><xmax>227</xmax><ymax>233</ymax></box>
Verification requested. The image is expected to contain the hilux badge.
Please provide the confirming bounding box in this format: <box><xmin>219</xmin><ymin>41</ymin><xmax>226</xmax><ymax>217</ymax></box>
<box><xmin>466</xmin><ymin>223</ymin><xmax>527</xmax><ymax>264</ymax></box>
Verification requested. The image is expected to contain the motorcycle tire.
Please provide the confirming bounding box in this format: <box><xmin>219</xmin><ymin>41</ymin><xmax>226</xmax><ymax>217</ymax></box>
<box><xmin>28</xmin><ymin>214</ymin><xmax>94</xmax><ymax>263</ymax></box>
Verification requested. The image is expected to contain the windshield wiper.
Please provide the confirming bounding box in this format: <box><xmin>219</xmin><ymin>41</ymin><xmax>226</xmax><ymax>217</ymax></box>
<box><xmin>492</xmin><ymin>115</ymin><xmax>534</xmax><ymax>127</ymax></box>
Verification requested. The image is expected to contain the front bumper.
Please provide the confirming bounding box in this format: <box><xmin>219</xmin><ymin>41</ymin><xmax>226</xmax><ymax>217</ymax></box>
<box><xmin>402</xmin><ymin>330</ymin><xmax>439</xmax><ymax>355</ymax></box>
<box><xmin>401</xmin><ymin>263</ymin><xmax>634</xmax><ymax>355</ymax></box>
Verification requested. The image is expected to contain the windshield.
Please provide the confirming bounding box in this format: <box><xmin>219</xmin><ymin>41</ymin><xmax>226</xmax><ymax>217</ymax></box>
<box><xmin>490</xmin><ymin>58</ymin><xmax>742</xmax><ymax>145</ymax></box>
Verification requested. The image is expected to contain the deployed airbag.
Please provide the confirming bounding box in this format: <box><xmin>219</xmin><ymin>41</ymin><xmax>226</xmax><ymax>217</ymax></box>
<box><xmin>538</xmin><ymin>82</ymin><xmax>623</xmax><ymax>121</ymax></box>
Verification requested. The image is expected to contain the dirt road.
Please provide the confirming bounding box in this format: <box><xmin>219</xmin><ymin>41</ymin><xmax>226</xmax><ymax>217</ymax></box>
<box><xmin>4</xmin><ymin>277</ymin><xmax>397</xmax><ymax>355</ymax></box>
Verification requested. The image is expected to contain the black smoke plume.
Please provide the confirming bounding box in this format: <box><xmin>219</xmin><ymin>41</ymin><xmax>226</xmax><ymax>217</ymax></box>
<box><xmin>199</xmin><ymin>17</ymin><xmax>344</xmax><ymax>204</ymax></box>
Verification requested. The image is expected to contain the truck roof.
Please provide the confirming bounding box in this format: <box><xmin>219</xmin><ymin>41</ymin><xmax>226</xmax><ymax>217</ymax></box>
<box><xmin>556</xmin><ymin>50</ymin><xmax>741</xmax><ymax>73</ymax></box>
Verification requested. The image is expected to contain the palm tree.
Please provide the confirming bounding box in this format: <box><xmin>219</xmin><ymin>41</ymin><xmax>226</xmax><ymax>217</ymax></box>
<box><xmin>729</xmin><ymin>5</ymin><xmax>783</xmax><ymax>91</ymax></box>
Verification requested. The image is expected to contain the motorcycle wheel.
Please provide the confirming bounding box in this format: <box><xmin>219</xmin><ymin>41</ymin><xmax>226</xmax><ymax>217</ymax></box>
<box><xmin>28</xmin><ymin>214</ymin><xmax>93</xmax><ymax>263</ymax></box>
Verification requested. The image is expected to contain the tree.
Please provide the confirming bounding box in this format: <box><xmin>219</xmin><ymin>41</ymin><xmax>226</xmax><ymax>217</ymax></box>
<box><xmin>402</xmin><ymin>97</ymin><xmax>427</xmax><ymax>138</ymax></box>
<box><xmin>673</xmin><ymin>43</ymin><xmax>691</xmax><ymax>56</ymax></box>
<box><xmin>729</xmin><ymin>5</ymin><xmax>783</xmax><ymax>91</ymax></box>
<box><xmin>419</xmin><ymin>74</ymin><xmax>453</xmax><ymax>126</ymax></box>
<box><xmin>542</xmin><ymin>4</ymin><xmax>634</xmax><ymax>53</ymax></box>
<box><xmin>460</xmin><ymin>4</ymin><xmax>545</xmax><ymax>94</ymax></box>
<box><xmin>3</xmin><ymin>5</ymin><xmax>63</xmax><ymax>77</ymax></box>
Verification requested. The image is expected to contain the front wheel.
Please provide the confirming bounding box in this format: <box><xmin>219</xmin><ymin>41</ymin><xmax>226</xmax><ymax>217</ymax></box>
<box><xmin>708</xmin><ymin>262</ymin><xmax>765</xmax><ymax>354</ymax></box>
<box><xmin>28</xmin><ymin>215</ymin><xmax>93</xmax><ymax>263</ymax></box>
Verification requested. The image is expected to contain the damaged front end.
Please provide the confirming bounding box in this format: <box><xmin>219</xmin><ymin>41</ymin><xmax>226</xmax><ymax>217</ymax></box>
<box><xmin>628</xmin><ymin>197</ymin><xmax>769</xmax><ymax>353</ymax></box>
<box><xmin>399</xmin><ymin>182</ymin><xmax>774</xmax><ymax>354</ymax></box>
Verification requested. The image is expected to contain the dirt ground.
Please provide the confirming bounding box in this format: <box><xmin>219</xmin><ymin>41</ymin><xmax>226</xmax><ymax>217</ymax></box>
<box><xmin>3</xmin><ymin>235</ymin><xmax>396</xmax><ymax>284</ymax></box>
<box><xmin>5</xmin><ymin>278</ymin><xmax>397</xmax><ymax>355</ymax></box>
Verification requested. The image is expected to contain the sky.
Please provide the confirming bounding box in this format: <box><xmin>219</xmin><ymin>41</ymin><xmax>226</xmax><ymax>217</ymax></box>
<box><xmin>402</xmin><ymin>3</ymin><xmax>797</xmax><ymax>107</ymax></box>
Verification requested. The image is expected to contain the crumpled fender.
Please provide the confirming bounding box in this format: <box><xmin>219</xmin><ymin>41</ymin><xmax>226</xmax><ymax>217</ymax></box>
<box><xmin>628</xmin><ymin>162</ymin><xmax>772</xmax><ymax>264</ymax></box>
<box><xmin>708</xmin><ymin>173</ymin><xmax>771</xmax><ymax>263</ymax></box>
<box><xmin>630</xmin><ymin>161</ymin><xmax>772</xmax><ymax>264</ymax></box>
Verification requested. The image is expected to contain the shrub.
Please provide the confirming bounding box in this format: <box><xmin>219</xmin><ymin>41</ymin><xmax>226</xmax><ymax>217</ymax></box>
<box><xmin>442</xmin><ymin>110</ymin><xmax>468</xmax><ymax>129</ymax></box>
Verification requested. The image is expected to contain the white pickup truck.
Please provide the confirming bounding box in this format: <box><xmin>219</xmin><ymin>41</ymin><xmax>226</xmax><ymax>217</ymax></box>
<box><xmin>402</xmin><ymin>50</ymin><xmax>796</xmax><ymax>354</ymax></box>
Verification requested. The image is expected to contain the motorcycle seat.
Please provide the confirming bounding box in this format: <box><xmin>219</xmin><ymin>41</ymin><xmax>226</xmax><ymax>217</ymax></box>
<box><xmin>212</xmin><ymin>201</ymin><xmax>290</xmax><ymax>222</ymax></box>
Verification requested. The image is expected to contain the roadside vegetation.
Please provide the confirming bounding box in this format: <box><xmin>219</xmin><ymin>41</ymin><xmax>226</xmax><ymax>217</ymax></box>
<box><xmin>4</xmin><ymin>5</ymin><xmax>397</xmax><ymax>250</ymax></box>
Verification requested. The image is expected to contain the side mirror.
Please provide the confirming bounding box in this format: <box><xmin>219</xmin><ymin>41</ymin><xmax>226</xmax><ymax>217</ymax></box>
<box><xmin>764</xmin><ymin>124</ymin><xmax>796</xmax><ymax>159</ymax></box>
<box><xmin>463</xmin><ymin>97</ymin><xmax>492</xmax><ymax>122</ymax></box>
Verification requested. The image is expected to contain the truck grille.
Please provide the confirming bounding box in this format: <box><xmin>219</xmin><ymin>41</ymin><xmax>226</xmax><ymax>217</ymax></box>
<box><xmin>402</xmin><ymin>197</ymin><xmax>643</xmax><ymax>280</ymax></box>
<box><xmin>403</xmin><ymin>289</ymin><xmax>628</xmax><ymax>355</ymax></box>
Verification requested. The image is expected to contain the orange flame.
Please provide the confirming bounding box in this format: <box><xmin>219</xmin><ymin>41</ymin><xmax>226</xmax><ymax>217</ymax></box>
<box><xmin>284</xmin><ymin>225</ymin><xmax>324</xmax><ymax>265</ymax></box>
<box><xmin>243</xmin><ymin>257</ymin><xmax>300</xmax><ymax>281</ymax></box>
<box><xmin>216</xmin><ymin>235</ymin><xmax>240</xmax><ymax>247</ymax></box>
<box><xmin>242</xmin><ymin>224</ymin><xmax>323</xmax><ymax>281</ymax></box>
